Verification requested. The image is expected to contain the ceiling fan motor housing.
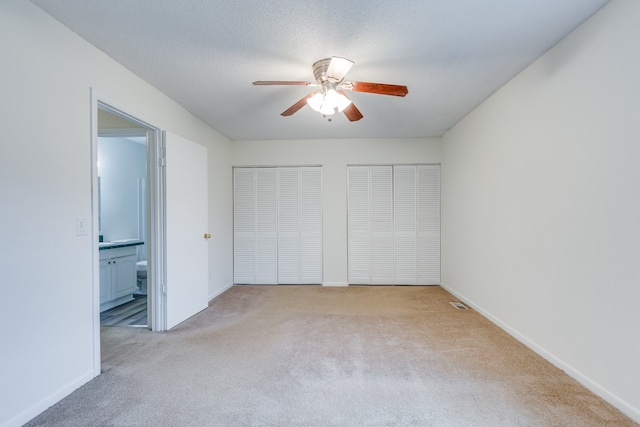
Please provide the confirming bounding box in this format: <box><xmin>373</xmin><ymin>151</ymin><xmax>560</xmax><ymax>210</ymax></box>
<box><xmin>312</xmin><ymin>58</ymin><xmax>333</xmax><ymax>83</ymax></box>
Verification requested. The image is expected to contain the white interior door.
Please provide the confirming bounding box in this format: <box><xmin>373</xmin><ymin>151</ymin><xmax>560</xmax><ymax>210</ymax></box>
<box><xmin>233</xmin><ymin>168</ymin><xmax>256</xmax><ymax>284</ymax></box>
<box><xmin>418</xmin><ymin>165</ymin><xmax>441</xmax><ymax>285</ymax></box>
<box><xmin>278</xmin><ymin>167</ymin><xmax>301</xmax><ymax>284</ymax></box>
<box><xmin>300</xmin><ymin>167</ymin><xmax>322</xmax><ymax>284</ymax></box>
<box><xmin>164</xmin><ymin>131</ymin><xmax>209</xmax><ymax>329</ymax></box>
<box><xmin>347</xmin><ymin>166</ymin><xmax>371</xmax><ymax>284</ymax></box>
<box><xmin>255</xmin><ymin>168</ymin><xmax>278</xmax><ymax>284</ymax></box>
<box><xmin>370</xmin><ymin>166</ymin><xmax>394</xmax><ymax>285</ymax></box>
<box><xmin>394</xmin><ymin>165</ymin><xmax>417</xmax><ymax>285</ymax></box>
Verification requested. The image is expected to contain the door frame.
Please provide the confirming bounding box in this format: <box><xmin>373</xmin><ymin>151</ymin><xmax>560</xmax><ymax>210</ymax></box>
<box><xmin>90</xmin><ymin>89</ymin><xmax>168</xmax><ymax>374</ymax></box>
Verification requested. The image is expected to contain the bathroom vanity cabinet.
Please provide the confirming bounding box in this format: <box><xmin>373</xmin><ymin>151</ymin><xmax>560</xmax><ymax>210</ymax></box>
<box><xmin>99</xmin><ymin>245</ymin><xmax>138</xmax><ymax>312</ymax></box>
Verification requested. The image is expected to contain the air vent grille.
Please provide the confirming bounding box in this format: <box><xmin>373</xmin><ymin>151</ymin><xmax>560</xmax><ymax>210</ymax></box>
<box><xmin>450</xmin><ymin>301</ymin><xmax>469</xmax><ymax>310</ymax></box>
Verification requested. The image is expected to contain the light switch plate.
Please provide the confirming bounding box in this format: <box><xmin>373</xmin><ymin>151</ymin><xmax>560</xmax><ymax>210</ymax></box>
<box><xmin>76</xmin><ymin>217</ymin><xmax>88</xmax><ymax>236</ymax></box>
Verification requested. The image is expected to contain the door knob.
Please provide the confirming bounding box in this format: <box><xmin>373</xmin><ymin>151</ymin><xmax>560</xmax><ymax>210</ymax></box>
<box><xmin>204</xmin><ymin>233</ymin><xmax>211</xmax><ymax>239</ymax></box>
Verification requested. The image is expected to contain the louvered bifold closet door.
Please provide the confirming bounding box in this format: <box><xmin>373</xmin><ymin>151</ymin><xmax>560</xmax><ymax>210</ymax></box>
<box><xmin>255</xmin><ymin>168</ymin><xmax>278</xmax><ymax>284</ymax></box>
<box><xmin>394</xmin><ymin>165</ymin><xmax>418</xmax><ymax>285</ymax></box>
<box><xmin>370</xmin><ymin>166</ymin><xmax>394</xmax><ymax>285</ymax></box>
<box><xmin>417</xmin><ymin>165</ymin><xmax>440</xmax><ymax>284</ymax></box>
<box><xmin>347</xmin><ymin>166</ymin><xmax>371</xmax><ymax>284</ymax></box>
<box><xmin>233</xmin><ymin>168</ymin><xmax>256</xmax><ymax>284</ymax></box>
<box><xmin>278</xmin><ymin>167</ymin><xmax>301</xmax><ymax>284</ymax></box>
<box><xmin>300</xmin><ymin>167</ymin><xmax>322</xmax><ymax>284</ymax></box>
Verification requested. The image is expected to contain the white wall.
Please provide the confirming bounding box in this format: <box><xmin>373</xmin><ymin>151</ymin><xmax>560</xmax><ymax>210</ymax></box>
<box><xmin>232</xmin><ymin>138</ymin><xmax>442</xmax><ymax>285</ymax></box>
<box><xmin>0</xmin><ymin>2</ymin><xmax>232</xmax><ymax>426</ymax></box>
<box><xmin>98</xmin><ymin>137</ymin><xmax>146</xmax><ymax>242</ymax></box>
<box><xmin>441</xmin><ymin>0</ymin><xmax>640</xmax><ymax>421</ymax></box>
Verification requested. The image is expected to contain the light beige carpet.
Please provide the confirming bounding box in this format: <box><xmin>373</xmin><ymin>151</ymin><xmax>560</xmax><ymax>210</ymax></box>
<box><xmin>27</xmin><ymin>285</ymin><xmax>636</xmax><ymax>426</ymax></box>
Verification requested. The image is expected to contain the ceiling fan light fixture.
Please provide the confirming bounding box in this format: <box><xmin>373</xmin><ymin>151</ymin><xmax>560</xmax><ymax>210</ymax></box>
<box><xmin>326</xmin><ymin>89</ymin><xmax>352</xmax><ymax>112</ymax></box>
<box><xmin>256</xmin><ymin>56</ymin><xmax>407</xmax><ymax>122</ymax></box>
<box><xmin>306</xmin><ymin>92</ymin><xmax>325</xmax><ymax>112</ymax></box>
<box><xmin>325</xmin><ymin>57</ymin><xmax>354</xmax><ymax>82</ymax></box>
<box><xmin>306</xmin><ymin>89</ymin><xmax>352</xmax><ymax>116</ymax></box>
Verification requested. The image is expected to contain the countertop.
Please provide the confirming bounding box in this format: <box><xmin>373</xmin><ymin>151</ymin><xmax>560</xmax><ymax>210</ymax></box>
<box><xmin>99</xmin><ymin>239</ymin><xmax>144</xmax><ymax>250</ymax></box>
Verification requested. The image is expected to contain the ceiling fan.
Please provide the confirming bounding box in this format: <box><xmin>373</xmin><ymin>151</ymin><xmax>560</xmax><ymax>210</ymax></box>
<box><xmin>253</xmin><ymin>56</ymin><xmax>408</xmax><ymax>122</ymax></box>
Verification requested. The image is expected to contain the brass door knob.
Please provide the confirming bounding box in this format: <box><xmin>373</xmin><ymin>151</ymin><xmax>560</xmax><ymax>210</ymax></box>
<box><xmin>204</xmin><ymin>233</ymin><xmax>212</xmax><ymax>239</ymax></box>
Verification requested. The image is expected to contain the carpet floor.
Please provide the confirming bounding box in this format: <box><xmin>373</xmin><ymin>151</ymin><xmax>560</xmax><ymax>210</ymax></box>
<box><xmin>26</xmin><ymin>285</ymin><xmax>636</xmax><ymax>426</ymax></box>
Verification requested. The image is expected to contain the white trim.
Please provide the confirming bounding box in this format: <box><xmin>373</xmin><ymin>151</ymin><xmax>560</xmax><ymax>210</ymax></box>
<box><xmin>322</xmin><ymin>282</ymin><xmax>349</xmax><ymax>287</ymax></box>
<box><xmin>90</xmin><ymin>88</ymin><xmax>168</xmax><ymax>372</ymax></box>
<box><xmin>1</xmin><ymin>370</ymin><xmax>95</xmax><ymax>427</ymax></box>
<box><xmin>98</xmin><ymin>127</ymin><xmax>147</xmax><ymax>137</ymax></box>
<box><xmin>209</xmin><ymin>282</ymin><xmax>234</xmax><ymax>301</ymax></box>
<box><xmin>440</xmin><ymin>282</ymin><xmax>640</xmax><ymax>424</ymax></box>
<box><xmin>89</xmin><ymin>91</ymin><xmax>101</xmax><ymax>379</ymax></box>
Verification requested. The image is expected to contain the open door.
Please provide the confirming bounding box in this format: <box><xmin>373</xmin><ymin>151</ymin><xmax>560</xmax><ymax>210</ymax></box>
<box><xmin>164</xmin><ymin>131</ymin><xmax>209</xmax><ymax>329</ymax></box>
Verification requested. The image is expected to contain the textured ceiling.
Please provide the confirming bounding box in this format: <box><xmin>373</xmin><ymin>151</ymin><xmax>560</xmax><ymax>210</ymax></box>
<box><xmin>31</xmin><ymin>0</ymin><xmax>610</xmax><ymax>141</ymax></box>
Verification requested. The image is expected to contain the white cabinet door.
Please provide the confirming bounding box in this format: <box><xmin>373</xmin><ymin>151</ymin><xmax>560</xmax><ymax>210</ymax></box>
<box><xmin>165</xmin><ymin>131</ymin><xmax>209</xmax><ymax>330</ymax></box>
<box><xmin>111</xmin><ymin>254</ymin><xmax>137</xmax><ymax>299</ymax></box>
<box><xmin>99</xmin><ymin>259</ymin><xmax>111</xmax><ymax>304</ymax></box>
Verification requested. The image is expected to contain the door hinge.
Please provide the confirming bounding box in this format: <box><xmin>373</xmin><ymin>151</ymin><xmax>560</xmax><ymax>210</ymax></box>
<box><xmin>161</xmin><ymin>282</ymin><xmax>167</xmax><ymax>295</ymax></box>
<box><xmin>159</xmin><ymin>147</ymin><xmax>166</xmax><ymax>167</ymax></box>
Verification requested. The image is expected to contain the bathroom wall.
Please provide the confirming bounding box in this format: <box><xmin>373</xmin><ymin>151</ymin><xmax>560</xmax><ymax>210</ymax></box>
<box><xmin>97</xmin><ymin>136</ymin><xmax>146</xmax><ymax>242</ymax></box>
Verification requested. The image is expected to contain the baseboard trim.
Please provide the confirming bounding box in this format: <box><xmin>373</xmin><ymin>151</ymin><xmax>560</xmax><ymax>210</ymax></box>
<box><xmin>209</xmin><ymin>282</ymin><xmax>233</xmax><ymax>302</ymax></box>
<box><xmin>322</xmin><ymin>282</ymin><xmax>349</xmax><ymax>287</ymax></box>
<box><xmin>2</xmin><ymin>369</ymin><xmax>96</xmax><ymax>427</ymax></box>
<box><xmin>440</xmin><ymin>282</ymin><xmax>640</xmax><ymax>424</ymax></box>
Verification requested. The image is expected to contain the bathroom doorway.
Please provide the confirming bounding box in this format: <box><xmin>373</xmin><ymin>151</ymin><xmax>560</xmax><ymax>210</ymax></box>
<box><xmin>96</xmin><ymin>114</ymin><xmax>149</xmax><ymax>328</ymax></box>
<box><xmin>90</xmin><ymin>90</ymin><xmax>168</xmax><ymax>376</ymax></box>
<box><xmin>90</xmin><ymin>90</ymin><xmax>210</xmax><ymax>374</ymax></box>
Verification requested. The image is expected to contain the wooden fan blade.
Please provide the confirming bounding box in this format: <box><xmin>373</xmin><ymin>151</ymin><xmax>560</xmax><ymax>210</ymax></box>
<box><xmin>281</xmin><ymin>92</ymin><xmax>316</xmax><ymax>116</ymax></box>
<box><xmin>343</xmin><ymin>103</ymin><xmax>363</xmax><ymax>122</ymax></box>
<box><xmin>253</xmin><ymin>81</ymin><xmax>313</xmax><ymax>86</ymax></box>
<box><xmin>337</xmin><ymin>90</ymin><xmax>363</xmax><ymax>122</ymax></box>
<box><xmin>345</xmin><ymin>81</ymin><xmax>408</xmax><ymax>97</ymax></box>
